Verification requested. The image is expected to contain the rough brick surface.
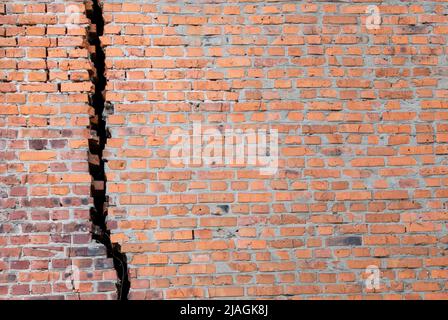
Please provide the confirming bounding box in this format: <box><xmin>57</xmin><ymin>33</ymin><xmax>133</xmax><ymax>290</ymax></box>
<box><xmin>1</xmin><ymin>0</ymin><xmax>448</xmax><ymax>300</ymax></box>
<box><xmin>102</xmin><ymin>0</ymin><xmax>448</xmax><ymax>300</ymax></box>
<box><xmin>0</xmin><ymin>0</ymin><xmax>117</xmax><ymax>299</ymax></box>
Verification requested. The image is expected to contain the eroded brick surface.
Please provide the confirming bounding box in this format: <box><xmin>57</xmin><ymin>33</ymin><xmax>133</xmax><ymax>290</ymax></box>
<box><xmin>0</xmin><ymin>0</ymin><xmax>116</xmax><ymax>299</ymax></box>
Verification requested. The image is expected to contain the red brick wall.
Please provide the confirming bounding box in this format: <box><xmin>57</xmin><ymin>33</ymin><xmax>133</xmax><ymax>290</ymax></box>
<box><xmin>1</xmin><ymin>0</ymin><xmax>448</xmax><ymax>300</ymax></box>
<box><xmin>0</xmin><ymin>0</ymin><xmax>117</xmax><ymax>299</ymax></box>
<box><xmin>102</xmin><ymin>0</ymin><xmax>448</xmax><ymax>299</ymax></box>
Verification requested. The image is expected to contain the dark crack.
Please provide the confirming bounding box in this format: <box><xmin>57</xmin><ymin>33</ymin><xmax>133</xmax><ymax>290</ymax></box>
<box><xmin>85</xmin><ymin>0</ymin><xmax>130</xmax><ymax>300</ymax></box>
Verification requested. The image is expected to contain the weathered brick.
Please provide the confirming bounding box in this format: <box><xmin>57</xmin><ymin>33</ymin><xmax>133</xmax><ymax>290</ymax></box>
<box><xmin>2</xmin><ymin>0</ymin><xmax>448</xmax><ymax>301</ymax></box>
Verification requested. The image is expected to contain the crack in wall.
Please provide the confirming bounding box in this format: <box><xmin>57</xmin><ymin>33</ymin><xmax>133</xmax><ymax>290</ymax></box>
<box><xmin>85</xmin><ymin>0</ymin><xmax>130</xmax><ymax>300</ymax></box>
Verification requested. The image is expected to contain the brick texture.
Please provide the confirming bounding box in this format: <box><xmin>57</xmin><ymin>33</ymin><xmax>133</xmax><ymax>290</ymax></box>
<box><xmin>1</xmin><ymin>0</ymin><xmax>448</xmax><ymax>300</ymax></box>
<box><xmin>102</xmin><ymin>0</ymin><xmax>448</xmax><ymax>300</ymax></box>
<box><xmin>0</xmin><ymin>0</ymin><xmax>116</xmax><ymax>299</ymax></box>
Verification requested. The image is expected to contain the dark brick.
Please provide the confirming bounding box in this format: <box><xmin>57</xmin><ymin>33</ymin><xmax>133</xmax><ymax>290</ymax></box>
<box><xmin>29</xmin><ymin>139</ymin><xmax>47</xmax><ymax>150</ymax></box>
<box><xmin>326</xmin><ymin>236</ymin><xmax>362</xmax><ymax>247</ymax></box>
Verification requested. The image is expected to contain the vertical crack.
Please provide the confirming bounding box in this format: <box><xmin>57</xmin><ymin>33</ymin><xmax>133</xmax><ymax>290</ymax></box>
<box><xmin>85</xmin><ymin>0</ymin><xmax>130</xmax><ymax>300</ymax></box>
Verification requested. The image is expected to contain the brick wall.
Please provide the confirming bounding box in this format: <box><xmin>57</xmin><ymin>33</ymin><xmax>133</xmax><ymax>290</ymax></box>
<box><xmin>1</xmin><ymin>0</ymin><xmax>448</xmax><ymax>300</ymax></box>
<box><xmin>0</xmin><ymin>0</ymin><xmax>117</xmax><ymax>299</ymax></box>
<box><xmin>103</xmin><ymin>0</ymin><xmax>448</xmax><ymax>299</ymax></box>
